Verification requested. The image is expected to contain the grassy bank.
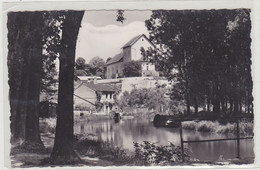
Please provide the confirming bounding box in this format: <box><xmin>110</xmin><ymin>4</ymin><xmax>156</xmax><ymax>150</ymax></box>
<box><xmin>182</xmin><ymin>120</ymin><xmax>253</xmax><ymax>136</ymax></box>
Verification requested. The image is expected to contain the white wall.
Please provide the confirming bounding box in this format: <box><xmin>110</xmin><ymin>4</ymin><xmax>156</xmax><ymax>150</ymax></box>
<box><xmin>74</xmin><ymin>84</ymin><xmax>96</xmax><ymax>108</ymax></box>
<box><xmin>106</xmin><ymin>62</ymin><xmax>124</xmax><ymax>79</ymax></box>
<box><xmin>131</xmin><ymin>36</ymin><xmax>154</xmax><ymax>61</ymax></box>
<box><xmin>120</xmin><ymin>77</ymin><xmax>170</xmax><ymax>94</ymax></box>
<box><xmin>141</xmin><ymin>62</ymin><xmax>156</xmax><ymax>71</ymax></box>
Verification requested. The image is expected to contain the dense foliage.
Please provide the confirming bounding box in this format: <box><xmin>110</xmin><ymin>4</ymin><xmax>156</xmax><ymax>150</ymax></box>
<box><xmin>75</xmin><ymin>56</ymin><xmax>106</xmax><ymax>78</ymax></box>
<box><xmin>144</xmin><ymin>9</ymin><xmax>253</xmax><ymax>115</ymax></box>
<box><xmin>134</xmin><ymin>141</ymin><xmax>190</xmax><ymax>165</ymax></box>
<box><xmin>123</xmin><ymin>61</ymin><xmax>141</xmax><ymax>77</ymax></box>
<box><xmin>118</xmin><ymin>87</ymin><xmax>169</xmax><ymax>112</ymax></box>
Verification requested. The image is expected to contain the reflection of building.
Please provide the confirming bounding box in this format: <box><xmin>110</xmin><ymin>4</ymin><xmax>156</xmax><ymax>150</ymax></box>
<box><xmin>106</xmin><ymin>34</ymin><xmax>159</xmax><ymax>79</ymax></box>
<box><xmin>74</xmin><ymin>81</ymin><xmax>118</xmax><ymax>113</ymax></box>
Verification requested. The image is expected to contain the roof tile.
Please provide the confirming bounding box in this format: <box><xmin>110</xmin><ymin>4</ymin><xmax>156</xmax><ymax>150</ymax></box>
<box><xmin>106</xmin><ymin>53</ymin><xmax>123</xmax><ymax>65</ymax></box>
<box><xmin>82</xmin><ymin>83</ymin><xmax>118</xmax><ymax>92</ymax></box>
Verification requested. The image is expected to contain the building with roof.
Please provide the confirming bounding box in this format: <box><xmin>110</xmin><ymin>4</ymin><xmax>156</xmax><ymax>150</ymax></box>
<box><xmin>74</xmin><ymin>82</ymin><xmax>119</xmax><ymax>113</ymax></box>
<box><xmin>106</xmin><ymin>34</ymin><xmax>159</xmax><ymax>79</ymax></box>
<box><xmin>76</xmin><ymin>76</ymin><xmax>102</xmax><ymax>82</ymax></box>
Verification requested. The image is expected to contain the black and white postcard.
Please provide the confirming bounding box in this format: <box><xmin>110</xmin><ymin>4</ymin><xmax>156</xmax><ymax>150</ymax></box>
<box><xmin>1</xmin><ymin>0</ymin><xmax>260</xmax><ymax>169</ymax></box>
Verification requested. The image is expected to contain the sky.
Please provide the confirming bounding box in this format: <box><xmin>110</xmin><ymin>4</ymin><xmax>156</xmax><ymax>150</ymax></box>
<box><xmin>75</xmin><ymin>10</ymin><xmax>152</xmax><ymax>63</ymax></box>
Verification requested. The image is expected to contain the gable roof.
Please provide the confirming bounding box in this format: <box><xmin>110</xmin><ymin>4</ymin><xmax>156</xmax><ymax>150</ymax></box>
<box><xmin>106</xmin><ymin>53</ymin><xmax>123</xmax><ymax>65</ymax></box>
<box><xmin>106</xmin><ymin>34</ymin><xmax>155</xmax><ymax>65</ymax></box>
<box><xmin>122</xmin><ymin>34</ymin><xmax>155</xmax><ymax>49</ymax></box>
<box><xmin>82</xmin><ymin>83</ymin><xmax>117</xmax><ymax>92</ymax></box>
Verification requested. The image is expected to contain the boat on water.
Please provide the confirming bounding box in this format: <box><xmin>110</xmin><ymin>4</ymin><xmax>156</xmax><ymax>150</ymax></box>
<box><xmin>164</xmin><ymin>119</ymin><xmax>181</xmax><ymax>128</ymax></box>
<box><xmin>153</xmin><ymin>114</ymin><xmax>181</xmax><ymax>128</ymax></box>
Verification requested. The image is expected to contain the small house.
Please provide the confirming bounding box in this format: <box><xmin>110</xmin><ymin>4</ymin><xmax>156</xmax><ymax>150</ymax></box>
<box><xmin>74</xmin><ymin>82</ymin><xmax>118</xmax><ymax>113</ymax></box>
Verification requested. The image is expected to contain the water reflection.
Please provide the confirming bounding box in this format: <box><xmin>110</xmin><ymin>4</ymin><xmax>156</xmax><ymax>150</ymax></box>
<box><xmin>74</xmin><ymin>118</ymin><xmax>254</xmax><ymax>161</ymax></box>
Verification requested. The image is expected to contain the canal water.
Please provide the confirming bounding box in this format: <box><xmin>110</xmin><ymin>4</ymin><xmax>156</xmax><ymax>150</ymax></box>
<box><xmin>74</xmin><ymin>118</ymin><xmax>254</xmax><ymax>161</ymax></box>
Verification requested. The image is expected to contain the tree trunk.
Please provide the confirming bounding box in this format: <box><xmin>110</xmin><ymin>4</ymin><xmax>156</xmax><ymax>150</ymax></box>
<box><xmin>7</xmin><ymin>12</ymin><xmax>23</xmax><ymax>141</ymax></box>
<box><xmin>8</xmin><ymin>12</ymin><xmax>44</xmax><ymax>147</ymax></box>
<box><xmin>213</xmin><ymin>94</ymin><xmax>220</xmax><ymax>114</ymax></box>
<box><xmin>13</xmin><ymin>73</ymin><xmax>30</xmax><ymax>144</ymax></box>
<box><xmin>230</xmin><ymin>99</ymin><xmax>233</xmax><ymax>115</ymax></box>
<box><xmin>25</xmin><ymin>12</ymin><xmax>44</xmax><ymax>146</ymax></box>
<box><xmin>247</xmin><ymin>91</ymin><xmax>250</xmax><ymax>114</ymax></box>
<box><xmin>221</xmin><ymin>99</ymin><xmax>226</xmax><ymax>114</ymax></box>
<box><xmin>194</xmin><ymin>96</ymin><xmax>198</xmax><ymax>115</ymax></box>
<box><xmin>186</xmin><ymin>94</ymin><xmax>191</xmax><ymax>115</ymax></box>
<box><xmin>51</xmin><ymin>11</ymin><xmax>84</xmax><ymax>163</ymax></box>
<box><xmin>207</xmin><ymin>97</ymin><xmax>210</xmax><ymax>112</ymax></box>
<box><xmin>212</xmin><ymin>83</ymin><xmax>220</xmax><ymax>114</ymax></box>
<box><xmin>9</xmin><ymin>12</ymin><xmax>32</xmax><ymax>144</ymax></box>
<box><xmin>234</xmin><ymin>99</ymin><xmax>238</xmax><ymax>115</ymax></box>
<box><xmin>239</xmin><ymin>86</ymin><xmax>242</xmax><ymax>114</ymax></box>
<box><xmin>213</xmin><ymin>100</ymin><xmax>220</xmax><ymax>114</ymax></box>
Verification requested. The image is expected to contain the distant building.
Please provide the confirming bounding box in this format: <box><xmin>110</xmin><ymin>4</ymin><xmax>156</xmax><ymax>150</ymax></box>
<box><xmin>76</xmin><ymin>76</ymin><xmax>102</xmax><ymax>83</ymax></box>
<box><xmin>106</xmin><ymin>34</ymin><xmax>159</xmax><ymax>79</ymax></box>
<box><xmin>74</xmin><ymin>82</ymin><xmax>118</xmax><ymax>113</ymax></box>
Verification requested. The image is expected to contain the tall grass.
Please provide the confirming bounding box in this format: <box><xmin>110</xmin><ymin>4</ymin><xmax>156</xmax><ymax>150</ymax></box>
<box><xmin>182</xmin><ymin>120</ymin><xmax>253</xmax><ymax>136</ymax></box>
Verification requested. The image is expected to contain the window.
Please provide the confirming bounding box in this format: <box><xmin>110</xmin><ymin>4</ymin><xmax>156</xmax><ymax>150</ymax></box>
<box><xmin>146</xmin><ymin>64</ymin><xmax>149</xmax><ymax>70</ymax></box>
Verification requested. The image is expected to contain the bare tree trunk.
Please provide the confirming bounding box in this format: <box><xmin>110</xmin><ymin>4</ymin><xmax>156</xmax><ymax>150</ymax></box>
<box><xmin>7</xmin><ymin>12</ymin><xmax>23</xmax><ymax>141</ymax></box>
<box><xmin>13</xmin><ymin>73</ymin><xmax>30</xmax><ymax>144</ymax></box>
<box><xmin>9</xmin><ymin>12</ymin><xmax>32</xmax><ymax>145</ymax></box>
<box><xmin>194</xmin><ymin>96</ymin><xmax>198</xmax><ymax>115</ymax></box>
<box><xmin>8</xmin><ymin>12</ymin><xmax>44</xmax><ymax>147</ymax></box>
<box><xmin>247</xmin><ymin>91</ymin><xmax>250</xmax><ymax>114</ymax></box>
<box><xmin>234</xmin><ymin>99</ymin><xmax>238</xmax><ymax>115</ymax></box>
<box><xmin>186</xmin><ymin>94</ymin><xmax>191</xmax><ymax>115</ymax></box>
<box><xmin>207</xmin><ymin>97</ymin><xmax>210</xmax><ymax>112</ymax></box>
<box><xmin>25</xmin><ymin>12</ymin><xmax>44</xmax><ymax>146</ymax></box>
<box><xmin>51</xmin><ymin>11</ymin><xmax>84</xmax><ymax>163</ymax></box>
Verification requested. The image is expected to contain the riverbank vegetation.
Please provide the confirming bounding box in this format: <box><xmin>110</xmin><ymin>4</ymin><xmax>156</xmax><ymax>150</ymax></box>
<box><xmin>182</xmin><ymin>120</ymin><xmax>253</xmax><ymax>136</ymax></box>
<box><xmin>142</xmin><ymin>9</ymin><xmax>253</xmax><ymax>117</ymax></box>
<box><xmin>117</xmin><ymin>87</ymin><xmax>171</xmax><ymax>114</ymax></box>
<box><xmin>74</xmin><ymin>134</ymin><xmax>190</xmax><ymax>166</ymax></box>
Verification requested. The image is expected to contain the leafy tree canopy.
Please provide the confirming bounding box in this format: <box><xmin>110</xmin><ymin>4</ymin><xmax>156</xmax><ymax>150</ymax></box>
<box><xmin>123</xmin><ymin>61</ymin><xmax>141</xmax><ymax>77</ymax></box>
<box><xmin>144</xmin><ymin>9</ymin><xmax>252</xmax><ymax>115</ymax></box>
<box><xmin>75</xmin><ymin>57</ymin><xmax>86</xmax><ymax>69</ymax></box>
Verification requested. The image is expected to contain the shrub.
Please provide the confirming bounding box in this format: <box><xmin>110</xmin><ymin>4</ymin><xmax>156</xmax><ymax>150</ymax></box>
<box><xmin>197</xmin><ymin>121</ymin><xmax>216</xmax><ymax>132</ymax></box>
<box><xmin>74</xmin><ymin>134</ymin><xmax>135</xmax><ymax>165</ymax></box>
<box><xmin>74</xmin><ymin>104</ymin><xmax>90</xmax><ymax>111</ymax></box>
<box><xmin>133</xmin><ymin>141</ymin><xmax>190</xmax><ymax>165</ymax></box>
<box><xmin>182</xmin><ymin>121</ymin><xmax>197</xmax><ymax>130</ymax></box>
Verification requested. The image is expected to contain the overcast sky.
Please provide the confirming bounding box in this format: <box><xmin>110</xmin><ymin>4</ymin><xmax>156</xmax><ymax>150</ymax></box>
<box><xmin>75</xmin><ymin>10</ymin><xmax>152</xmax><ymax>63</ymax></box>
